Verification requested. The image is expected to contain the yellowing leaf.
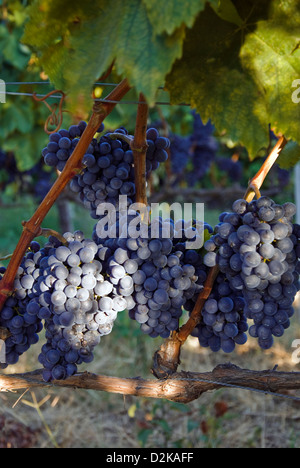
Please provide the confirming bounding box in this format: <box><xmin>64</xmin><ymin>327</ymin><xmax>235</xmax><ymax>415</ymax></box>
<box><xmin>128</xmin><ymin>404</ymin><xmax>137</xmax><ymax>418</ymax></box>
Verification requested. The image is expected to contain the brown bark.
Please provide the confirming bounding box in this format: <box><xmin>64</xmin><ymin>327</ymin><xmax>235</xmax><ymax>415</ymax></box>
<box><xmin>1</xmin><ymin>364</ymin><xmax>300</xmax><ymax>404</ymax></box>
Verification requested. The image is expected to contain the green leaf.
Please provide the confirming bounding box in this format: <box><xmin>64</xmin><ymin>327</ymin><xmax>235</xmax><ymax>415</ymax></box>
<box><xmin>23</xmin><ymin>0</ymin><xmax>96</xmax><ymax>48</ymax></box>
<box><xmin>111</xmin><ymin>1</ymin><xmax>185</xmax><ymax>103</ymax></box>
<box><xmin>240</xmin><ymin>2</ymin><xmax>300</xmax><ymax>147</ymax></box>
<box><xmin>212</xmin><ymin>0</ymin><xmax>243</xmax><ymax>26</ymax></box>
<box><xmin>3</xmin><ymin>128</ymin><xmax>48</xmax><ymax>172</ymax></box>
<box><xmin>0</xmin><ymin>101</ymin><xmax>34</xmax><ymax>138</ymax></box>
<box><xmin>165</xmin><ymin>4</ymin><xmax>269</xmax><ymax>159</ymax></box>
<box><xmin>0</xmin><ymin>25</ymin><xmax>30</xmax><ymax>70</ymax></box>
<box><xmin>23</xmin><ymin>0</ymin><xmax>185</xmax><ymax>109</ymax></box>
<box><xmin>278</xmin><ymin>141</ymin><xmax>300</xmax><ymax>170</ymax></box>
<box><xmin>141</xmin><ymin>0</ymin><xmax>207</xmax><ymax>35</ymax></box>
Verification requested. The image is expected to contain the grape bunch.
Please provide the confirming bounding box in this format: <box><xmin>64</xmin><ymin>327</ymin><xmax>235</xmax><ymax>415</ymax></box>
<box><xmin>42</xmin><ymin>123</ymin><xmax>170</xmax><ymax>219</ymax></box>
<box><xmin>36</xmin><ymin>231</ymin><xmax>127</xmax><ymax>382</ymax></box>
<box><xmin>93</xmin><ymin>215</ymin><xmax>208</xmax><ymax>339</ymax></box>
<box><xmin>203</xmin><ymin>197</ymin><xmax>300</xmax><ymax>350</ymax></box>
<box><xmin>0</xmin><ymin>241</ymin><xmax>49</xmax><ymax>368</ymax></box>
<box><xmin>167</xmin><ymin>111</ymin><xmax>219</xmax><ymax>186</ymax></box>
<box><xmin>1</xmin><ymin>190</ymin><xmax>299</xmax><ymax>379</ymax></box>
<box><xmin>166</xmin><ymin>113</ymin><xmax>291</xmax><ymax>191</ymax></box>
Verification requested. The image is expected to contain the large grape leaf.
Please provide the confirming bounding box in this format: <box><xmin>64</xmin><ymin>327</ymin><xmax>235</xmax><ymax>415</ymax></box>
<box><xmin>23</xmin><ymin>0</ymin><xmax>185</xmax><ymax>109</ymax></box>
<box><xmin>240</xmin><ymin>1</ymin><xmax>300</xmax><ymax>148</ymax></box>
<box><xmin>166</xmin><ymin>0</ymin><xmax>300</xmax><ymax>164</ymax></box>
<box><xmin>165</xmin><ymin>3</ymin><xmax>270</xmax><ymax>158</ymax></box>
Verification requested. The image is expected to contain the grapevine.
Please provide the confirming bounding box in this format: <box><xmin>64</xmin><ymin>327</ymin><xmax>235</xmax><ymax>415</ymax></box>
<box><xmin>1</xmin><ymin>77</ymin><xmax>299</xmax><ymax>390</ymax></box>
<box><xmin>0</xmin><ymin>62</ymin><xmax>299</xmax><ymax>412</ymax></box>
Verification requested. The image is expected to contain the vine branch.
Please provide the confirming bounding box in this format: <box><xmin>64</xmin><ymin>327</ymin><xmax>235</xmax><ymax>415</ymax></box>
<box><xmin>1</xmin><ymin>364</ymin><xmax>300</xmax><ymax>404</ymax></box>
<box><xmin>244</xmin><ymin>136</ymin><xmax>288</xmax><ymax>203</ymax></box>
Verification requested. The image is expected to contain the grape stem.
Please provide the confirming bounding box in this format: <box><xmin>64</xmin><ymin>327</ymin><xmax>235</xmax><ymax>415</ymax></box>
<box><xmin>109</xmin><ymin>132</ymin><xmax>134</xmax><ymax>146</ymax></box>
<box><xmin>243</xmin><ymin>136</ymin><xmax>288</xmax><ymax>202</ymax></box>
<box><xmin>0</xmin><ymin>78</ymin><xmax>131</xmax><ymax>316</ymax></box>
<box><xmin>39</xmin><ymin>228</ymin><xmax>68</xmax><ymax>245</ymax></box>
<box><xmin>0</xmin><ymin>254</ymin><xmax>13</xmax><ymax>261</ymax></box>
<box><xmin>132</xmin><ymin>93</ymin><xmax>149</xmax><ymax>207</ymax></box>
<box><xmin>152</xmin><ymin>134</ymin><xmax>288</xmax><ymax>379</ymax></box>
<box><xmin>108</xmin><ymin>94</ymin><xmax>149</xmax><ymax>206</ymax></box>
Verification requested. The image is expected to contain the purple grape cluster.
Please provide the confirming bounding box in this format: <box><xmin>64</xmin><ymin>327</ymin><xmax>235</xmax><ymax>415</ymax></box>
<box><xmin>0</xmin><ymin>242</ymin><xmax>50</xmax><ymax>368</ymax></box>
<box><xmin>42</xmin><ymin>123</ymin><xmax>170</xmax><ymax>219</ymax></box>
<box><xmin>169</xmin><ymin>135</ymin><xmax>191</xmax><ymax>181</ymax></box>
<box><xmin>167</xmin><ymin>113</ymin><xmax>291</xmax><ymax>190</ymax></box>
<box><xmin>93</xmin><ymin>216</ymin><xmax>208</xmax><ymax>339</ymax></box>
<box><xmin>216</xmin><ymin>157</ymin><xmax>242</xmax><ymax>183</ymax></box>
<box><xmin>202</xmin><ymin>197</ymin><xmax>300</xmax><ymax>350</ymax></box>
<box><xmin>36</xmin><ymin>231</ymin><xmax>127</xmax><ymax>382</ymax></box>
<box><xmin>188</xmin><ymin>113</ymin><xmax>218</xmax><ymax>185</ymax></box>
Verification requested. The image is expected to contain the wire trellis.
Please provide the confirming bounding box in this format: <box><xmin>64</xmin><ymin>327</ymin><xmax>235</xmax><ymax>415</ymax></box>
<box><xmin>0</xmin><ymin>91</ymin><xmax>185</xmax><ymax>107</ymax></box>
<box><xmin>4</xmin><ymin>81</ymin><xmax>165</xmax><ymax>89</ymax></box>
<box><xmin>0</xmin><ymin>81</ymin><xmax>179</xmax><ymax>107</ymax></box>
